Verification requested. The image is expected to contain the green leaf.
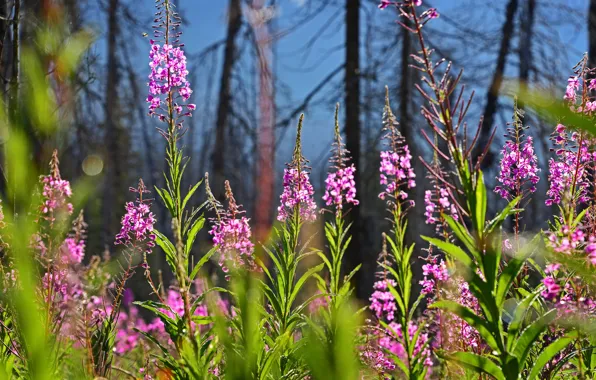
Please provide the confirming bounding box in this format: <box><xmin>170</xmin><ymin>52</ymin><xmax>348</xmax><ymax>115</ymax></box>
<box><xmin>485</xmin><ymin>196</ymin><xmax>522</xmax><ymax>234</ymax></box>
<box><xmin>155</xmin><ymin>186</ymin><xmax>175</xmax><ymax>216</ymax></box>
<box><xmin>422</xmin><ymin>236</ymin><xmax>473</xmax><ymax>267</ymax></box>
<box><xmin>182</xmin><ymin>179</ymin><xmax>203</xmax><ymax>212</ymax></box>
<box><xmin>527</xmin><ymin>331</ymin><xmax>578</xmax><ymax>380</ymax></box>
<box><xmin>513</xmin><ymin>309</ymin><xmax>557</xmax><ymax>366</ymax></box>
<box><xmin>431</xmin><ymin>300</ymin><xmax>501</xmax><ymax>352</ymax></box>
<box><xmin>289</xmin><ymin>264</ymin><xmax>324</xmax><ymax>308</ymax></box>
<box><xmin>185</xmin><ymin>216</ymin><xmax>205</xmax><ymax>256</ymax></box>
<box><xmin>443</xmin><ymin>215</ymin><xmax>477</xmax><ymax>254</ymax></box>
<box><xmin>506</xmin><ymin>290</ymin><xmax>541</xmax><ymax>351</ymax></box>
<box><xmin>496</xmin><ymin>235</ymin><xmax>538</xmax><ymax>308</ymax></box>
<box><xmin>153</xmin><ymin>229</ymin><xmax>178</xmax><ymax>273</ymax></box>
<box><xmin>440</xmin><ymin>352</ymin><xmax>505</xmax><ymax>380</ymax></box>
<box><xmin>189</xmin><ymin>247</ymin><xmax>217</xmax><ymax>281</ymax></box>
<box><xmin>474</xmin><ymin>171</ymin><xmax>488</xmax><ymax>235</ymax></box>
<box><xmin>517</xmin><ymin>88</ymin><xmax>596</xmax><ymax>137</ymax></box>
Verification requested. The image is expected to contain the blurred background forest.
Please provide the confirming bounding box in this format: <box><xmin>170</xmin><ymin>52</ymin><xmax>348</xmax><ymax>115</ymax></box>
<box><xmin>0</xmin><ymin>0</ymin><xmax>593</xmax><ymax>300</ymax></box>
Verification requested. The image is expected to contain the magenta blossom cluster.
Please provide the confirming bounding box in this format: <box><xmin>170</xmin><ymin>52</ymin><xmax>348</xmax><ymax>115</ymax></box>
<box><xmin>277</xmin><ymin>168</ymin><xmax>318</xmax><ymax>223</ymax></box>
<box><xmin>322</xmin><ymin>164</ymin><xmax>359</xmax><ymax>210</ymax></box>
<box><xmin>115</xmin><ymin>189</ymin><xmax>156</xmax><ymax>252</ymax></box>
<box><xmin>378</xmin><ymin>0</ymin><xmax>423</xmax><ymax>10</ymax></box>
<box><xmin>40</xmin><ymin>174</ymin><xmax>73</xmax><ymax>219</ymax></box>
<box><xmin>494</xmin><ymin>136</ymin><xmax>540</xmax><ymax>199</ymax></box>
<box><xmin>455</xmin><ymin>280</ymin><xmax>482</xmax><ymax>349</ymax></box>
<box><xmin>542</xmin><ymin>277</ymin><xmax>561</xmax><ymax>301</ymax></box>
<box><xmin>420</xmin><ymin>260</ymin><xmax>449</xmax><ymax>295</ymax></box>
<box><xmin>547</xmin><ymin>225</ymin><xmax>585</xmax><ymax>255</ymax></box>
<box><xmin>586</xmin><ymin>236</ymin><xmax>596</xmax><ymax>265</ymax></box>
<box><xmin>382</xmin><ymin>322</ymin><xmax>433</xmax><ymax>368</ymax></box>
<box><xmin>209</xmin><ymin>215</ymin><xmax>255</xmax><ymax>274</ymax></box>
<box><xmin>546</xmin><ymin>125</ymin><xmax>592</xmax><ymax>206</ymax></box>
<box><xmin>564</xmin><ymin>76</ymin><xmax>579</xmax><ymax>102</ymax></box>
<box><xmin>424</xmin><ymin>187</ymin><xmax>457</xmax><ymax>225</ymax></box>
<box><xmin>0</xmin><ymin>200</ymin><xmax>4</xmax><ymax>227</ymax></box>
<box><xmin>60</xmin><ymin>237</ymin><xmax>85</xmax><ymax>265</ymax></box>
<box><xmin>379</xmin><ymin>147</ymin><xmax>416</xmax><ymax>201</ymax></box>
<box><xmin>147</xmin><ymin>40</ymin><xmax>195</xmax><ymax>123</ymax></box>
<box><xmin>369</xmin><ymin>279</ymin><xmax>398</xmax><ymax>321</ymax></box>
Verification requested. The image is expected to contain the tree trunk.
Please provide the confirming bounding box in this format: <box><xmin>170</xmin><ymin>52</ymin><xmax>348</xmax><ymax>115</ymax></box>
<box><xmin>345</xmin><ymin>0</ymin><xmax>363</xmax><ymax>298</ymax></box>
<box><xmin>519</xmin><ymin>0</ymin><xmax>538</xmax><ymax>228</ymax></box>
<box><xmin>252</xmin><ymin>0</ymin><xmax>276</xmax><ymax>243</ymax></box>
<box><xmin>398</xmin><ymin>16</ymin><xmax>426</xmax><ymax>285</ymax></box>
<box><xmin>589</xmin><ymin>0</ymin><xmax>596</xmax><ymax>69</ymax></box>
<box><xmin>212</xmin><ymin>0</ymin><xmax>242</xmax><ymax>199</ymax></box>
<box><xmin>103</xmin><ymin>0</ymin><xmax>121</xmax><ymax>244</ymax></box>
<box><xmin>474</xmin><ymin>0</ymin><xmax>519</xmax><ymax>168</ymax></box>
<box><xmin>519</xmin><ymin>0</ymin><xmax>536</xmax><ymax>86</ymax></box>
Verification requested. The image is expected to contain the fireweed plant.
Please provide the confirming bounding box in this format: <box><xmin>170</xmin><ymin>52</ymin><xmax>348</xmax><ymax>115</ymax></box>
<box><xmin>2</xmin><ymin>0</ymin><xmax>596</xmax><ymax>379</ymax></box>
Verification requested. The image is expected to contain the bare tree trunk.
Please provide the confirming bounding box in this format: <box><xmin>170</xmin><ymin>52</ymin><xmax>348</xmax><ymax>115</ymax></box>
<box><xmin>519</xmin><ymin>0</ymin><xmax>539</xmax><ymax>228</ymax></box>
<box><xmin>474</xmin><ymin>0</ymin><xmax>519</xmax><ymax>168</ymax></box>
<box><xmin>519</xmin><ymin>0</ymin><xmax>536</xmax><ymax>86</ymax></box>
<box><xmin>251</xmin><ymin>0</ymin><xmax>275</xmax><ymax>243</ymax></box>
<box><xmin>398</xmin><ymin>16</ymin><xmax>425</xmax><ymax>283</ymax></box>
<box><xmin>212</xmin><ymin>0</ymin><xmax>242</xmax><ymax>199</ymax></box>
<box><xmin>590</xmin><ymin>0</ymin><xmax>596</xmax><ymax>69</ymax></box>
<box><xmin>345</xmin><ymin>0</ymin><xmax>364</xmax><ymax>298</ymax></box>
<box><xmin>103</xmin><ymin>0</ymin><xmax>120</xmax><ymax>245</ymax></box>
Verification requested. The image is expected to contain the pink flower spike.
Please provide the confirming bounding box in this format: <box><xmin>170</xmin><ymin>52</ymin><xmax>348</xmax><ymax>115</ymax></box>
<box><xmin>378</xmin><ymin>0</ymin><xmax>392</xmax><ymax>9</ymax></box>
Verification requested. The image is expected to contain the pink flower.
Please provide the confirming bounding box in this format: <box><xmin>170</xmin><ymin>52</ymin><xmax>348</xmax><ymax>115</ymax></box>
<box><xmin>542</xmin><ymin>277</ymin><xmax>561</xmax><ymax>301</ymax></box>
<box><xmin>564</xmin><ymin>76</ymin><xmax>579</xmax><ymax>101</ymax></box>
<box><xmin>209</xmin><ymin>181</ymin><xmax>257</xmax><ymax>275</ymax></box>
<box><xmin>277</xmin><ymin>168</ymin><xmax>318</xmax><ymax>223</ymax></box>
<box><xmin>115</xmin><ymin>183</ymin><xmax>156</xmax><ymax>253</ymax></box>
<box><xmin>379</xmin><ymin>148</ymin><xmax>416</xmax><ymax>200</ymax></box>
<box><xmin>60</xmin><ymin>237</ymin><xmax>85</xmax><ymax>265</ymax></box>
<box><xmin>494</xmin><ymin>136</ymin><xmax>540</xmax><ymax>200</ymax></box>
<box><xmin>424</xmin><ymin>186</ymin><xmax>458</xmax><ymax>225</ymax></box>
<box><xmin>378</xmin><ymin>0</ymin><xmax>392</xmax><ymax>9</ymax></box>
<box><xmin>369</xmin><ymin>279</ymin><xmax>398</xmax><ymax>321</ymax></box>
<box><xmin>586</xmin><ymin>236</ymin><xmax>596</xmax><ymax>265</ymax></box>
<box><xmin>323</xmin><ymin>164</ymin><xmax>359</xmax><ymax>209</ymax></box>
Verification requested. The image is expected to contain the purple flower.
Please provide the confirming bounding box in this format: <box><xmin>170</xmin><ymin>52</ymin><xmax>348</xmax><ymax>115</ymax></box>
<box><xmin>586</xmin><ymin>236</ymin><xmax>596</xmax><ymax>265</ymax></box>
<box><xmin>494</xmin><ymin>136</ymin><xmax>540</xmax><ymax>200</ymax></box>
<box><xmin>546</xmin><ymin>126</ymin><xmax>591</xmax><ymax>206</ymax></box>
<box><xmin>115</xmin><ymin>182</ymin><xmax>156</xmax><ymax>253</ymax></box>
<box><xmin>376</xmin><ymin>320</ymin><xmax>433</xmax><ymax>375</ymax></box>
<box><xmin>542</xmin><ymin>277</ymin><xmax>561</xmax><ymax>301</ymax></box>
<box><xmin>420</xmin><ymin>260</ymin><xmax>449</xmax><ymax>295</ymax></box>
<box><xmin>323</xmin><ymin>164</ymin><xmax>359</xmax><ymax>210</ymax></box>
<box><xmin>40</xmin><ymin>170</ymin><xmax>73</xmax><ymax>221</ymax></box>
<box><xmin>379</xmin><ymin>148</ymin><xmax>416</xmax><ymax>200</ymax></box>
<box><xmin>547</xmin><ymin>226</ymin><xmax>585</xmax><ymax>255</ymax></box>
<box><xmin>564</xmin><ymin>76</ymin><xmax>579</xmax><ymax>102</ymax></box>
<box><xmin>207</xmin><ymin>180</ymin><xmax>257</xmax><ymax>275</ymax></box>
<box><xmin>369</xmin><ymin>279</ymin><xmax>398</xmax><ymax>321</ymax></box>
<box><xmin>378</xmin><ymin>0</ymin><xmax>392</xmax><ymax>9</ymax></box>
<box><xmin>147</xmin><ymin>41</ymin><xmax>193</xmax><ymax>123</ymax></box>
<box><xmin>60</xmin><ymin>237</ymin><xmax>85</xmax><ymax>265</ymax></box>
<box><xmin>424</xmin><ymin>187</ymin><xmax>458</xmax><ymax>225</ymax></box>
<box><xmin>277</xmin><ymin>168</ymin><xmax>317</xmax><ymax>223</ymax></box>
<box><xmin>0</xmin><ymin>201</ymin><xmax>3</xmax><ymax>222</ymax></box>
<box><xmin>545</xmin><ymin>263</ymin><xmax>561</xmax><ymax>273</ymax></box>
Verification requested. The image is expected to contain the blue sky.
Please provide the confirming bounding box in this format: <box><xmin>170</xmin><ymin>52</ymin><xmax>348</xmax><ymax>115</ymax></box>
<box><xmin>86</xmin><ymin>0</ymin><xmax>592</xmax><ymax>174</ymax></box>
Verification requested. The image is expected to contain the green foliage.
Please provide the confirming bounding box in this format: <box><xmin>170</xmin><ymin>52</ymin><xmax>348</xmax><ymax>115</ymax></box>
<box><xmin>425</xmin><ymin>173</ymin><xmax>571</xmax><ymax>380</ymax></box>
